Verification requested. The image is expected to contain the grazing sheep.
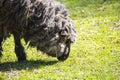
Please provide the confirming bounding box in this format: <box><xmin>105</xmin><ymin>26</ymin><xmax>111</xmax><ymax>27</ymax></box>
<box><xmin>0</xmin><ymin>0</ymin><xmax>77</xmax><ymax>61</ymax></box>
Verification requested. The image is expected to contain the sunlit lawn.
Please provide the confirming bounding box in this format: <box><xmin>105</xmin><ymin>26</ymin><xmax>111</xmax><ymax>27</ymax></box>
<box><xmin>0</xmin><ymin>0</ymin><xmax>120</xmax><ymax>80</ymax></box>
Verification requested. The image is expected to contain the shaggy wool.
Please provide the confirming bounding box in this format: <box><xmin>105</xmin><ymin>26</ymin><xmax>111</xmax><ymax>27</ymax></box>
<box><xmin>0</xmin><ymin>0</ymin><xmax>77</xmax><ymax>61</ymax></box>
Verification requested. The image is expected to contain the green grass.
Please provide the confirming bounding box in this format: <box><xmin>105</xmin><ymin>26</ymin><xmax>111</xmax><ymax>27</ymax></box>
<box><xmin>0</xmin><ymin>0</ymin><xmax>120</xmax><ymax>80</ymax></box>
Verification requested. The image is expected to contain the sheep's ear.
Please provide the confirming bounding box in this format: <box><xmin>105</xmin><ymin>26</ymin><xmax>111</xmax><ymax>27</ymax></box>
<box><xmin>60</xmin><ymin>30</ymin><xmax>69</xmax><ymax>36</ymax></box>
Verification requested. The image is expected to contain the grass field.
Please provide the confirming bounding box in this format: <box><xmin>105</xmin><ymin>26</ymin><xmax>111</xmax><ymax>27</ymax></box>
<box><xmin>0</xmin><ymin>0</ymin><xmax>120</xmax><ymax>80</ymax></box>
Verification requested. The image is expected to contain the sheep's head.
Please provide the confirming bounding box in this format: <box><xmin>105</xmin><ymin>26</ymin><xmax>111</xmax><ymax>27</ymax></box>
<box><xmin>26</xmin><ymin>18</ymin><xmax>77</xmax><ymax>61</ymax></box>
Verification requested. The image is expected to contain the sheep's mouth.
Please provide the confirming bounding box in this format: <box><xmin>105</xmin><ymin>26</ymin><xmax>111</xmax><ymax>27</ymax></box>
<box><xmin>43</xmin><ymin>40</ymin><xmax>71</xmax><ymax>61</ymax></box>
<box><xmin>57</xmin><ymin>43</ymin><xmax>70</xmax><ymax>61</ymax></box>
<box><xmin>45</xmin><ymin>43</ymin><xmax>70</xmax><ymax>61</ymax></box>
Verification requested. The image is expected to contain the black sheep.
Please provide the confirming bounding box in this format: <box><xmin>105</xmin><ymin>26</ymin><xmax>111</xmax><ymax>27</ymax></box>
<box><xmin>0</xmin><ymin>0</ymin><xmax>77</xmax><ymax>61</ymax></box>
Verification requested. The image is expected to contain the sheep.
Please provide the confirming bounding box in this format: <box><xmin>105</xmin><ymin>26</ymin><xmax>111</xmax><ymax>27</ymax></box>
<box><xmin>0</xmin><ymin>0</ymin><xmax>77</xmax><ymax>61</ymax></box>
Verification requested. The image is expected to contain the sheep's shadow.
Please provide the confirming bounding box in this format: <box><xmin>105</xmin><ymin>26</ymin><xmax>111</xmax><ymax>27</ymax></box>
<box><xmin>0</xmin><ymin>60</ymin><xmax>58</xmax><ymax>72</ymax></box>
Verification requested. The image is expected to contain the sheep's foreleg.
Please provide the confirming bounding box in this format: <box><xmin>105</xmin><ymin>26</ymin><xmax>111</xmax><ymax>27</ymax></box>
<box><xmin>13</xmin><ymin>34</ymin><xmax>26</xmax><ymax>61</ymax></box>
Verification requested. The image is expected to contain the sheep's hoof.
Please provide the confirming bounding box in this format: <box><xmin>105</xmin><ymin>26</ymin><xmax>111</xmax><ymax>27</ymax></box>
<box><xmin>18</xmin><ymin>59</ymin><xmax>27</xmax><ymax>62</ymax></box>
<box><xmin>18</xmin><ymin>56</ymin><xmax>27</xmax><ymax>62</ymax></box>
